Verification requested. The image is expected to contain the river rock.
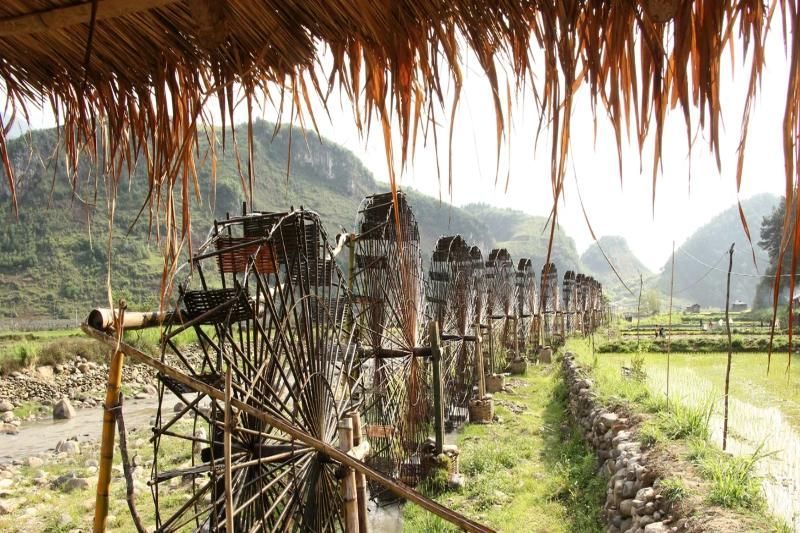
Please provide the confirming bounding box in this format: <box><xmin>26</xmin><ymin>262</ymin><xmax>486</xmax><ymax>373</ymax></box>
<box><xmin>53</xmin><ymin>398</ymin><xmax>76</xmax><ymax>420</ymax></box>
<box><xmin>0</xmin><ymin>399</ymin><xmax>13</xmax><ymax>413</ymax></box>
<box><xmin>174</xmin><ymin>401</ymin><xmax>187</xmax><ymax>413</ymax></box>
<box><xmin>643</xmin><ymin>523</ymin><xmax>669</xmax><ymax>533</ymax></box>
<box><xmin>36</xmin><ymin>366</ymin><xmax>55</xmax><ymax>380</ymax></box>
<box><xmin>26</xmin><ymin>456</ymin><xmax>44</xmax><ymax>468</ymax></box>
<box><xmin>0</xmin><ymin>423</ymin><xmax>18</xmax><ymax>435</ymax></box>
<box><xmin>143</xmin><ymin>384</ymin><xmax>158</xmax><ymax>396</ymax></box>
<box><xmin>63</xmin><ymin>477</ymin><xmax>90</xmax><ymax>493</ymax></box>
<box><xmin>76</xmin><ymin>363</ymin><xmax>89</xmax><ymax>374</ymax></box>
<box><xmin>1</xmin><ymin>412</ymin><xmax>14</xmax><ymax>423</ymax></box>
<box><xmin>0</xmin><ymin>498</ymin><xmax>21</xmax><ymax>515</ymax></box>
<box><xmin>55</xmin><ymin>440</ymin><xmax>81</xmax><ymax>455</ymax></box>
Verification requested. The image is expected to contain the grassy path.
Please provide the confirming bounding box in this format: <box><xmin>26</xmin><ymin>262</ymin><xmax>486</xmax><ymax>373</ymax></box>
<box><xmin>403</xmin><ymin>364</ymin><xmax>605</xmax><ymax>532</ymax></box>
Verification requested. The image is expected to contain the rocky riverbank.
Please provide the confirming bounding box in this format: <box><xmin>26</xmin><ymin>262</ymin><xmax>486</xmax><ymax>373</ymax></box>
<box><xmin>0</xmin><ymin>346</ymin><xmax>203</xmax><ymax>432</ymax></box>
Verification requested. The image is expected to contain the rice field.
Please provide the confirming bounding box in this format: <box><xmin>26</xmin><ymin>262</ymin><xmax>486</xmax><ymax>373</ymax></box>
<box><xmin>579</xmin><ymin>345</ymin><xmax>800</xmax><ymax>530</ymax></box>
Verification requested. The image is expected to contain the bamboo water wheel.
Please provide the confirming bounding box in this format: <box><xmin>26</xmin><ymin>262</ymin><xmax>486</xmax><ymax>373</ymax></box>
<box><xmin>469</xmin><ymin>247</ymin><xmax>488</xmax><ymax>377</ymax></box>
<box><xmin>351</xmin><ymin>192</ymin><xmax>432</xmax><ymax>491</ymax></box>
<box><xmin>485</xmin><ymin>249</ymin><xmax>515</xmax><ymax>373</ymax></box>
<box><xmin>540</xmin><ymin>263</ymin><xmax>560</xmax><ymax>344</ymax></box>
<box><xmin>514</xmin><ymin>259</ymin><xmax>536</xmax><ymax>356</ymax></box>
<box><xmin>427</xmin><ymin>235</ymin><xmax>477</xmax><ymax>430</ymax></box>
<box><xmin>150</xmin><ymin>208</ymin><xmax>359</xmax><ymax>532</ymax></box>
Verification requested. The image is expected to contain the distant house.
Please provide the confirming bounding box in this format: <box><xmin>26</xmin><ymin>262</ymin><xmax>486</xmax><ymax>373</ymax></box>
<box><xmin>685</xmin><ymin>304</ymin><xmax>701</xmax><ymax>313</ymax></box>
<box><xmin>731</xmin><ymin>300</ymin><xmax>748</xmax><ymax>312</ymax></box>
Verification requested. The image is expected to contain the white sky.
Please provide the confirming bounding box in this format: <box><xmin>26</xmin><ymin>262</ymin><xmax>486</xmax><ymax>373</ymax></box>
<box><xmin>13</xmin><ymin>30</ymin><xmax>791</xmax><ymax>273</ymax></box>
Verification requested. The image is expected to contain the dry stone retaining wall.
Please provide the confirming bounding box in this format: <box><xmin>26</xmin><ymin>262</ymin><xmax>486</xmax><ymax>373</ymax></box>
<box><xmin>562</xmin><ymin>353</ymin><xmax>683</xmax><ymax>533</ymax></box>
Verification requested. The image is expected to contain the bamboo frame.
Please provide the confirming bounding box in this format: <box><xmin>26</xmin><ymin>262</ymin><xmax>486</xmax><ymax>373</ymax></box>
<box><xmin>93</xmin><ymin>303</ymin><xmax>126</xmax><ymax>533</ymax></box>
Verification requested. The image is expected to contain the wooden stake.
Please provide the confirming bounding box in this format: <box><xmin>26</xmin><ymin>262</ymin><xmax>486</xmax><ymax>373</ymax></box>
<box><xmin>349</xmin><ymin>412</ymin><xmax>369</xmax><ymax>533</ymax></box>
<box><xmin>93</xmin><ymin>302</ymin><xmax>126</xmax><ymax>533</ymax></box>
<box><xmin>429</xmin><ymin>321</ymin><xmax>445</xmax><ymax>455</ymax></box>
<box><xmin>338</xmin><ymin>418</ymin><xmax>359</xmax><ymax>533</ymax></box>
<box><xmin>114</xmin><ymin>394</ymin><xmax>145</xmax><ymax>533</ymax></box>
<box><xmin>636</xmin><ymin>274</ymin><xmax>643</xmax><ymax>352</ymax></box>
<box><xmin>667</xmin><ymin>241</ymin><xmax>675</xmax><ymax>404</ymax></box>
<box><xmin>81</xmin><ymin>325</ymin><xmax>494</xmax><ymax>533</ymax></box>
<box><xmin>723</xmin><ymin>243</ymin><xmax>735</xmax><ymax>451</ymax></box>
<box><xmin>224</xmin><ymin>364</ymin><xmax>234</xmax><ymax>532</ymax></box>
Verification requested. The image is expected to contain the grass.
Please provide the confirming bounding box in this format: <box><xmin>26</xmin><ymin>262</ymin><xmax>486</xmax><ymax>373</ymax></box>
<box><xmin>0</xmin><ymin>325</ymin><xmax>200</xmax><ymax>375</ymax></box>
<box><xmin>688</xmin><ymin>439</ymin><xmax>769</xmax><ymax>510</ymax></box>
<box><xmin>657</xmin><ymin>477</ymin><xmax>689</xmax><ymax>503</ymax></box>
<box><xmin>403</xmin><ymin>365</ymin><xmax>605</xmax><ymax>532</ymax></box>
<box><xmin>568</xmin><ymin>337</ymin><xmax>795</xmax><ymax>527</ymax></box>
<box><xmin>0</xmin><ymin>418</ymin><xmax>198</xmax><ymax>532</ymax></box>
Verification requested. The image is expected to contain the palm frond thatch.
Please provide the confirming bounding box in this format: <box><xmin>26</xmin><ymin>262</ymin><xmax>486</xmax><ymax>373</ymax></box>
<box><xmin>0</xmin><ymin>0</ymin><xmax>797</xmax><ymax>314</ymax></box>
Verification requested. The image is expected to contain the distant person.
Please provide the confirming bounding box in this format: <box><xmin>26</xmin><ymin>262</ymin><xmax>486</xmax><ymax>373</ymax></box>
<box><xmin>658</xmin><ymin>326</ymin><xmax>665</xmax><ymax>338</ymax></box>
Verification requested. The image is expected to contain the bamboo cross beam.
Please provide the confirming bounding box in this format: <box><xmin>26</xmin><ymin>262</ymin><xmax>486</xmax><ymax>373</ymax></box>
<box><xmin>82</xmin><ymin>325</ymin><xmax>494</xmax><ymax>533</ymax></box>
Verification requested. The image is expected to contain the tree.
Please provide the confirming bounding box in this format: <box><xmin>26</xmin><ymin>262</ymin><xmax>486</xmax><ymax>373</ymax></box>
<box><xmin>643</xmin><ymin>289</ymin><xmax>662</xmax><ymax>315</ymax></box>
<box><xmin>755</xmin><ymin>197</ymin><xmax>798</xmax><ymax>308</ymax></box>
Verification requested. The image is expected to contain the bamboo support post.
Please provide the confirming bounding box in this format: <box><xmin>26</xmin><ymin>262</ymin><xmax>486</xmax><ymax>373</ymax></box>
<box><xmin>487</xmin><ymin>318</ymin><xmax>495</xmax><ymax>373</ymax></box>
<box><xmin>81</xmin><ymin>325</ymin><xmax>493</xmax><ymax>533</ymax></box>
<box><xmin>114</xmin><ymin>394</ymin><xmax>146</xmax><ymax>533</ymax></box>
<box><xmin>429</xmin><ymin>321</ymin><xmax>445</xmax><ymax>455</ymax></box>
<box><xmin>474</xmin><ymin>323</ymin><xmax>486</xmax><ymax>398</ymax></box>
<box><xmin>349</xmin><ymin>412</ymin><xmax>369</xmax><ymax>533</ymax></box>
<box><xmin>338</xmin><ymin>418</ymin><xmax>359</xmax><ymax>533</ymax></box>
<box><xmin>224</xmin><ymin>364</ymin><xmax>234</xmax><ymax>532</ymax></box>
<box><xmin>93</xmin><ymin>302</ymin><xmax>127</xmax><ymax>533</ymax></box>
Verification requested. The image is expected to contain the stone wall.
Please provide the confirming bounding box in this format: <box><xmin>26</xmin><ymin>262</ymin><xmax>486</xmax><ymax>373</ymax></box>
<box><xmin>562</xmin><ymin>353</ymin><xmax>680</xmax><ymax>533</ymax></box>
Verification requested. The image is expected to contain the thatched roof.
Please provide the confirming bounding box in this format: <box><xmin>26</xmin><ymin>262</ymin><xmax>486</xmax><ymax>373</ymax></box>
<box><xmin>0</xmin><ymin>1</ymin><xmax>798</xmax><ymax>296</ymax></box>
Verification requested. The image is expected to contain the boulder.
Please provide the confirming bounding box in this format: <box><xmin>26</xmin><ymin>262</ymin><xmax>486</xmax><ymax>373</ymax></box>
<box><xmin>0</xmin><ymin>399</ymin><xmax>13</xmax><ymax>413</ymax></box>
<box><xmin>643</xmin><ymin>523</ymin><xmax>669</xmax><ymax>533</ymax></box>
<box><xmin>173</xmin><ymin>401</ymin><xmax>187</xmax><ymax>413</ymax></box>
<box><xmin>36</xmin><ymin>366</ymin><xmax>55</xmax><ymax>380</ymax></box>
<box><xmin>1</xmin><ymin>412</ymin><xmax>14</xmax><ymax>424</ymax></box>
<box><xmin>143</xmin><ymin>384</ymin><xmax>158</xmax><ymax>395</ymax></box>
<box><xmin>0</xmin><ymin>498</ymin><xmax>21</xmax><ymax>515</ymax></box>
<box><xmin>53</xmin><ymin>398</ymin><xmax>76</xmax><ymax>420</ymax></box>
<box><xmin>55</xmin><ymin>440</ymin><xmax>81</xmax><ymax>455</ymax></box>
<box><xmin>0</xmin><ymin>423</ymin><xmax>18</xmax><ymax>435</ymax></box>
<box><xmin>63</xmin><ymin>477</ymin><xmax>90</xmax><ymax>493</ymax></box>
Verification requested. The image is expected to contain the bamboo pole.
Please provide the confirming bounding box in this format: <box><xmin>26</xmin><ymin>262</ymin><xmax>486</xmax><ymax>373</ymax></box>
<box><xmin>723</xmin><ymin>243</ymin><xmax>735</xmax><ymax>451</ymax></box>
<box><xmin>93</xmin><ymin>302</ymin><xmax>127</xmax><ymax>533</ymax></box>
<box><xmin>667</xmin><ymin>241</ymin><xmax>675</xmax><ymax>404</ymax></box>
<box><xmin>429</xmin><ymin>321</ymin><xmax>445</xmax><ymax>455</ymax></box>
<box><xmin>81</xmin><ymin>325</ymin><xmax>493</xmax><ymax>533</ymax></box>
<box><xmin>349</xmin><ymin>412</ymin><xmax>369</xmax><ymax>533</ymax></box>
<box><xmin>339</xmin><ymin>418</ymin><xmax>359</xmax><ymax>533</ymax></box>
<box><xmin>224</xmin><ymin>364</ymin><xmax>234</xmax><ymax>532</ymax></box>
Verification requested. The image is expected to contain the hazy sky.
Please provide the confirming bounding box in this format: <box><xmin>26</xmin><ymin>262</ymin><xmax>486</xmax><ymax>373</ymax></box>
<box><xmin>14</xmin><ymin>31</ymin><xmax>790</xmax><ymax>274</ymax></box>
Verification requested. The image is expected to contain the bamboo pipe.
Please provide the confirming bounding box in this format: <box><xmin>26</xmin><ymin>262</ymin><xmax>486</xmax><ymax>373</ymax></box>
<box><xmin>349</xmin><ymin>412</ymin><xmax>369</xmax><ymax>533</ymax></box>
<box><xmin>81</xmin><ymin>325</ymin><xmax>493</xmax><ymax>533</ymax></box>
<box><xmin>93</xmin><ymin>304</ymin><xmax>127</xmax><ymax>533</ymax></box>
<box><xmin>87</xmin><ymin>308</ymin><xmax>179</xmax><ymax>332</ymax></box>
<box><xmin>338</xmin><ymin>418</ymin><xmax>359</xmax><ymax>533</ymax></box>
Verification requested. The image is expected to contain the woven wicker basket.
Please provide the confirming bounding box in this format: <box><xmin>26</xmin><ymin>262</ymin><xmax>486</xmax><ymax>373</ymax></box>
<box><xmin>468</xmin><ymin>397</ymin><xmax>494</xmax><ymax>423</ymax></box>
<box><xmin>508</xmin><ymin>359</ymin><xmax>527</xmax><ymax>375</ymax></box>
<box><xmin>485</xmin><ymin>373</ymin><xmax>505</xmax><ymax>393</ymax></box>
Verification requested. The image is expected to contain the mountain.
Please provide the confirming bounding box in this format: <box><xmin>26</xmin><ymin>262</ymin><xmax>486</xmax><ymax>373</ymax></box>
<box><xmin>581</xmin><ymin>236</ymin><xmax>652</xmax><ymax>300</ymax></box>
<box><xmin>655</xmin><ymin>193</ymin><xmax>779</xmax><ymax>309</ymax></box>
<box><xmin>462</xmin><ymin>204</ymin><xmax>583</xmax><ymax>273</ymax></box>
<box><xmin>0</xmin><ymin>121</ymin><xmax>582</xmax><ymax>320</ymax></box>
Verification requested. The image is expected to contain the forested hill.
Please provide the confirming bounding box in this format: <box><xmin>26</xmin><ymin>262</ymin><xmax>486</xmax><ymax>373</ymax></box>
<box><xmin>0</xmin><ymin>121</ymin><xmax>582</xmax><ymax>320</ymax></box>
<box><xmin>655</xmin><ymin>193</ymin><xmax>778</xmax><ymax>309</ymax></box>
<box><xmin>581</xmin><ymin>236</ymin><xmax>652</xmax><ymax>300</ymax></box>
<box><xmin>461</xmin><ymin>204</ymin><xmax>583</xmax><ymax>273</ymax></box>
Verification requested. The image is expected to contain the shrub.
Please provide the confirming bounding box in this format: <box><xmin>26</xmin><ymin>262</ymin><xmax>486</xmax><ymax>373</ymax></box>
<box><xmin>658</xmin><ymin>478</ymin><xmax>689</xmax><ymax>502</ymax></box>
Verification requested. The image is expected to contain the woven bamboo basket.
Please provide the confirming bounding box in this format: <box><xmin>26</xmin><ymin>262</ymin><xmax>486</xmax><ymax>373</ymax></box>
<box><xmin>468</xmin><ymin>397</ymin><xmax>494</xmax><ymax>423</ymax></box>
<box><xmin>485</xmin><ymin>373</ymin><xmax>505</xmax><ymax>393</ymax></box>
